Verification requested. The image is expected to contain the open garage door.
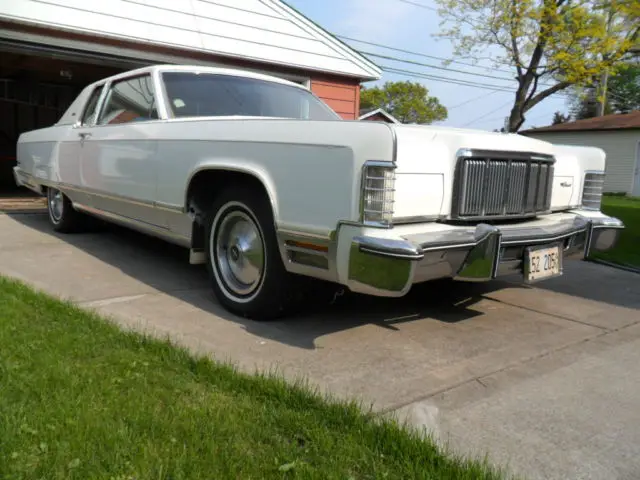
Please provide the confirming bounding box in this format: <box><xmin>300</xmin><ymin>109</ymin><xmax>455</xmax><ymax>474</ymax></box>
<box><xmin>0</xmin><ymin>40</ymin><xmax>137</xmax><ymax>190</ymax></box>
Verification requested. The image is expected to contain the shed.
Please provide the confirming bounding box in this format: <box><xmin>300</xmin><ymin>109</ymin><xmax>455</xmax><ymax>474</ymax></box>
<box><xmin>359</xmin><ymin>107</ymin><xmax>400</xmax><ymax>124</ymax></box>
<box><xmin>521</xmin><ymin>111</ymin><xmax>640</xmax><ymax>196</ymax></box>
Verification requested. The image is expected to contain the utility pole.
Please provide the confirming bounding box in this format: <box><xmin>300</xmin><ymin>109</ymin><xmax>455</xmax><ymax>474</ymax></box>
<box><xmin>598</xmin><ymin>5</ymin><xmax>614</xmax><ymax>116</ymax></box>
<box><xmin>598</xmin><ymin>69</ymin><xmax>609</xmax><ymax>117</ymax></box>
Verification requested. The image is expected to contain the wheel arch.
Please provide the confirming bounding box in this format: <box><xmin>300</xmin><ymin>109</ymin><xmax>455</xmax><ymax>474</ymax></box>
<box><xmin>185</xmin><ymin>165</ymin><xmax>278</xmax><ymax>218</ymax></box>
<box><xmin>184</xmin><ymin>165</ymin><xmax>280</xmax><ymax>251</ymax></box>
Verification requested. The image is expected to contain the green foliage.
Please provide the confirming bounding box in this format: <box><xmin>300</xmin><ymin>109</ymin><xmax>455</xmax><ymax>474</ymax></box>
<box><xmin>0</xmin><ymin>276</ymin><xmax>504</xmax><ymax>480</ymax></box>
<box><xmin>593</xmin><ymin>196</ymin><xmax>640</xmax><ymax>268</ymax></box>
<box><xmin>570</xmin><ymin>61</ymin><xmax>640</xmax><ymax>119</ymax></box>
<box><xmin>608</xmin><ymin>62</ymin><xmax>640</xmax><ymax>113</ymax></box>
<box><xmin>433</xmin><ymin>0</ymin><xmax>640</xmax><ymax>131</ymax></box>
<box><xmin>360</xmin><ymin>80</ymin><xmax>448</xmax><ymax>124</ymax></box>
<box><xmin>552</xmin><ymin>111</ymin><xmax>571</xmax><ymax>124</ymax></box>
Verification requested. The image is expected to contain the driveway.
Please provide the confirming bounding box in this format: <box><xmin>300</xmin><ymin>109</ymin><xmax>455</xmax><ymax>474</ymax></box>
<box><xmin>1</xmin><ymin>211</ymin><xmax>639</xmax><ymax>480</ymax></box>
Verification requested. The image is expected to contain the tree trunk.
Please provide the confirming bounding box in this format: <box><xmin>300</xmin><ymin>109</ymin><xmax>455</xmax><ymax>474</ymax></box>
<box><xmin>507</xmin><ymin>105</ymin><xmax>526</xmax><ymax>132</ymax></box>
<box><xmin>507</xmin><ymin>88</ymin><xmax>527</xmax><ymax>132</ymax></box>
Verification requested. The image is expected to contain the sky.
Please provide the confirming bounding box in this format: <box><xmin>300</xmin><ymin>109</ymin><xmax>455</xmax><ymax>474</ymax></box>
<box><xmin>285</xmin><ymin>0</ymin><xmax>569</xmax><ymax>131</ymax></box>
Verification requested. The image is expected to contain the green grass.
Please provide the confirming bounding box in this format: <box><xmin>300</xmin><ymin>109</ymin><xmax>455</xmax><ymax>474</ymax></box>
<box><xmin>0</xmin><ymin>276</ymin><xmax>504</xmax><ymax>480</ymax></box>
<box><xmin>593</xmin><ymin>196</ymin><xmax>640</xmax><ymax>268</ymax></box>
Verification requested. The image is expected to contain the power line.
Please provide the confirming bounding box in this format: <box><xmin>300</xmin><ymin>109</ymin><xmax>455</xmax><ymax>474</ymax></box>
<box><xmin>462</xmin><ymin>100</ymin><xmax>513</xmax><ymax>127</ymax></box>
<box><xmin>361</xmin><ymin>51</ymin><xmax>516</xmax><ymax>82</ymax></box>
<box><xmin>392</xmin><ymin>0</ymin><xmax>438</xmax><ymax>11</ymax></box>
<box><xmin>380</xmin><ymin>66</ymin><xmax>517</xmax><ymax>92</ymax></box>
<box><xmin>448</xmin><ymin>89</ymin><xmax>503</xmax><ymax>109</ymax></box>
<box><xmin>336</xmin><ymin>34</ymin><xmax>516</xmax><ymax>75</ymax></box>
<box><xmin>338</xmin><ymin>33</ymin><xmax>599</xmax><ymax>102</ymax></box>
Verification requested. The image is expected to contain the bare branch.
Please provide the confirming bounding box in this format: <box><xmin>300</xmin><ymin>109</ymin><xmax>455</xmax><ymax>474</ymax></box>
<box><xmin>524</xmin><ymin>75</ymin><xmax>540</xmax><ymax>105</ymax></box>
<box><xmin>525</xmin><ymin>81</ymin><xmax>572</xmax><ymax>111</ymax></box>
<box><xmin>510</xmin><ymin>0</ymin><xmax>524</xmax><ymax>78</ymax></box>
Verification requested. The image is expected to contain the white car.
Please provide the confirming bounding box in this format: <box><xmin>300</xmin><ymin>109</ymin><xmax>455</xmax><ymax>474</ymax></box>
<box><xmin>14</xmin><ymin>65</ymin><xmax>624</xmax><ymax>320</ymax></box>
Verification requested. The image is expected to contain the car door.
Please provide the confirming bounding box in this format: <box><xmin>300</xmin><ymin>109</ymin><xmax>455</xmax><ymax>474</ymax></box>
<box><xmin>79</xmin><ymin>73</ymin><xmax>163</xmax><ymax>226</ymax></box>
<box><xmin>56</xmin><ymin>83</ymin><xmax>105</xmax><ymax>207</ymax></box>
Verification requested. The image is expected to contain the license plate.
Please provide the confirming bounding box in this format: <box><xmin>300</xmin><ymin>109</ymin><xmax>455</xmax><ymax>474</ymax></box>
<box><xmin>525</xmin><ymin>244</ymin><xmax>562</xmax><ymax>282</ymax></box>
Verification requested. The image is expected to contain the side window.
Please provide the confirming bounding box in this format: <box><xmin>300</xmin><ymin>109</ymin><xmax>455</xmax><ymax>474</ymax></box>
<box><xmin>80</xmin><ymin>86</ymin><xmax>104</xmax><ymax>126</ymax></box>
<box><xmin>97</xmin><ymin>75</ymin><xmax>158</xmax><ymax>125</ymax></box>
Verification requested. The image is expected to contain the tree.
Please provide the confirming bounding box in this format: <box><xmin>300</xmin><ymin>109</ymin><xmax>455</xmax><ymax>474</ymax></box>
<box><xmin>608</xmin><ymin>61</ymin><xmax>640</xmax><ymax>113</ymax></box>
<box><xmin>552</xmin><ymin>111</ymin><xmax>571</xmax><ymax>124</ymax></box>
<box><xmin>433</xmin><ymin>0</ymin><xmax>640</xmax><ymax>132</ymax></box>
<box><xmin>570</xmin><ymin>61</ymin><xmax>640</xmax><ymax>118</ymax></box>
<box><xmin>360</xmin><ymin>81</ymin><xmax>448</xmax><ymax>124</ymax></box>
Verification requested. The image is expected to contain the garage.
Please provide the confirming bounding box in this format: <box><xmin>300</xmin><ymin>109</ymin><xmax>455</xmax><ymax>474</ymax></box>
<box><xmin>0</xmin><ymin>41</ymin><xmax>139</xmax><ymax>190</ymax></box>
<box><xmin>0</xmin><ymin>0</ymin><xmax>380</xmax><ymax>192</ymax></box>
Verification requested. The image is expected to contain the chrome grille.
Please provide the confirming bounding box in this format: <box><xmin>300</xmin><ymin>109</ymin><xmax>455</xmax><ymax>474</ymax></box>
<box><xmin>453</xmin><ymin>151</ymin><xmax>555</xmax><ymax>220</ymax></box>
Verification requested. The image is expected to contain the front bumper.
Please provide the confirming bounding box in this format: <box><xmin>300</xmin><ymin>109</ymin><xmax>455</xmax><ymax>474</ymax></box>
<box><xmin>345</xmin><ymin>210</ymin><xmax>624</xmax><ymax>297</ymax></box>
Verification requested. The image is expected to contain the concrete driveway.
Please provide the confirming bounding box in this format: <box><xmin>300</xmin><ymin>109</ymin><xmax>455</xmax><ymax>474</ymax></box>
<box><xmin>1</xmin><ymin>210</ymin><xmax>639</xmax><ymax>480</ymax></box>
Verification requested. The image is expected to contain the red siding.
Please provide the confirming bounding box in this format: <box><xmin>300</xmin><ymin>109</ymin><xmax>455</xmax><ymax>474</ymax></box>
<box><xmin>311</xmin><ymin>79</ymin><xmax>359</xmax><ymax>120</ymax></box>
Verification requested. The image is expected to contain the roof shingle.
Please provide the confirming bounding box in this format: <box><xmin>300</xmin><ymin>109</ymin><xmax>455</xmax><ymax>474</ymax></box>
<box><xmin>521</xmin><ymin>110</ymin><xmax>640</xmax><ymax>133</ymax></box>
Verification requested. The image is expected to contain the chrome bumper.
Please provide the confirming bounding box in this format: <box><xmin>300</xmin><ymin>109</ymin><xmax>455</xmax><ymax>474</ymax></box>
<box><xmin>347</xmin><ymin>213</ymin><xmax>624</xmax><ymax>297</ymax></box>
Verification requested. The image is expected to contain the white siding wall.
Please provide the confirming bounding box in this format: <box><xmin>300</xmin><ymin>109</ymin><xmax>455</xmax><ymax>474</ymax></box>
<box><xmin>525</xmin><ymin>130</ymin><xmax>640</xmax><ymax>195</ymax></box>
<box><xmin>0</xmin><ymin>0</ymin><xmax>380</xmax><ymax>79</ymax></box>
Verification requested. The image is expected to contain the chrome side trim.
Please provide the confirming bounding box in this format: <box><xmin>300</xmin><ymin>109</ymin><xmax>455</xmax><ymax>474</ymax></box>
<box><xmin>73</xmin><ymin>203</ymin><xmax>191</xmax><ymax>248</ymax></box>
<box><xmin>392</xmin><ymin>214</ymin><xmax>440</xmax><ymax>225</ymax></box>
<box><xmin>155</xmin><ymin>201</ymin><xmax>183</xmax><ymax>213</ymax></box>
<box><xmin>59</xmin><ymin>183</ymin><xmax>156</xmax><ymax>209</ymax></box>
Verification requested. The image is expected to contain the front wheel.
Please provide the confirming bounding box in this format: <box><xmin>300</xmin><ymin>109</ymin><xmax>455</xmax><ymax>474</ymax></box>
<box><xmin>46</xmin><ymin>187</ymin><xmax>86</xmax><ymax>233</ymax></box>
<box><xmin>205</xmin><ymin>186</ymin><xmax>299</xmax><ymax>320</ymax></box>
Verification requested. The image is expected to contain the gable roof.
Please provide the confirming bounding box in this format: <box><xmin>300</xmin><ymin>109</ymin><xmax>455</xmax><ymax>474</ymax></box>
<box><xmin>521</xmin><ymin>110</ymin><xmax>640</xmax><ymax>133</ymax></box>
<box><xmin>0</xmin><ymin>0</ymin><xmax>381</xmax><ymax>80</ymax></box>
<box><xmin>359</xmin><ymin>107</ymin><xmax>401</xmax><ymax>124</ymax></box>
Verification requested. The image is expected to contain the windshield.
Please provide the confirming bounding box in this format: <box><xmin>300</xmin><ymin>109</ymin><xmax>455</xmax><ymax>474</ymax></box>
<box><xmin>161</xmin><ymin>72</ymin><xmax>341</xmax><ymax>121</ymax></box>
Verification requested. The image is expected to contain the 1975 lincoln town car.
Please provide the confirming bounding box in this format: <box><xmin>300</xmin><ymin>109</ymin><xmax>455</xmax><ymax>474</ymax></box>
<box><xmin>14</xmin><ymin>65</ymin><xmax>624</xmax><ymax>319</ymax></box>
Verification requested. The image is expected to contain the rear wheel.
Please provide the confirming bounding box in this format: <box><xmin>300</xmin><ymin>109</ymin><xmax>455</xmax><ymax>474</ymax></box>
<box><xmin>205</xmin><ymin>186</ymin><xmax>299</xmax><ymax>320</ymax></box>
<box><xmin>46</xmin><ymin>187</ymin><xmax>86</xmax><ymax>233</ymax></box>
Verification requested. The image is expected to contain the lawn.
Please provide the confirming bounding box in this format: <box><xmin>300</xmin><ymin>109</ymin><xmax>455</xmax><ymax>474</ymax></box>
<box><xmin>593</xmin><ymin>195</ymin><xmax>640</xmax><ymax>268</ymax></box>
<box><xmin>0</xmin><ymin>276</ymin><xmax>503</xmax><ymax>480</ymax></box>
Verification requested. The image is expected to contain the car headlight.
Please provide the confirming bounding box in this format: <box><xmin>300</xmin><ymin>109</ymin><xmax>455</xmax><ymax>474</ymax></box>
<box><xmin>581</xmin><ymin>171</ymin><xmax>605</xmax><ymax>210</ymax></box>
<box><xmin>361</xmin><ymin>161</ymin><xmax>396</xmax><ymax>227</ymax></box>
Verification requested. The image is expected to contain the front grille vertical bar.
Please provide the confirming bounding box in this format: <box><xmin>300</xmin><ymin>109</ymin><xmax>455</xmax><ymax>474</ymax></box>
<box><xmin>480</xmin><ymin>158</ymin><xmax>490</xmax><ymax>217</ymax></box>
<box><xmin>502</xmin><ymin>159</ymin><xmax>512</xmax><ymax>216</ymax></box>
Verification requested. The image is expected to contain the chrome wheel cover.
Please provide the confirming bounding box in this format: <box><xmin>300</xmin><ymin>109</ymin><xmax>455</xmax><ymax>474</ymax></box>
<box><xmin>213</xmin><ymin>207</ymin><xmax>265</xmax><ymax>298</ymax></box>
<box><xmin>49</xmin><ymin>189</ymin><xmax>64</xmax><ymax>222</ymax></box>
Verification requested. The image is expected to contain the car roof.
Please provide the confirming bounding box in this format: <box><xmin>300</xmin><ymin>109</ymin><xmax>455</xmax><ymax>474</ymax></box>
<box><xmin>87</xmin><ymin>64</ymin><xmax>307</xmax><ymax>90</ymax></box>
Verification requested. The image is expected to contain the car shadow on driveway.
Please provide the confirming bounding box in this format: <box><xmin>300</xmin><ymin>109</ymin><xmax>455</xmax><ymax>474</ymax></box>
<box><xmin>6</xmin><ymin>212</ymin><xmax>638</xmax><ymax>350</ymax></box>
